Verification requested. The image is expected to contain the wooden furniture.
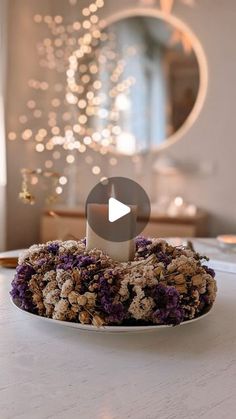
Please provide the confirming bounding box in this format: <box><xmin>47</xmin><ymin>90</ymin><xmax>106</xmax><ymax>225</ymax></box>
<box><xmin>41</xmin><ymin>205</ymin><xmax>208</xmax><ymax>242</ymax></box>
<box><xmin>1</xmin><ymin>240</ymin><xmax>236</xmax><ymax>418</ymax></box>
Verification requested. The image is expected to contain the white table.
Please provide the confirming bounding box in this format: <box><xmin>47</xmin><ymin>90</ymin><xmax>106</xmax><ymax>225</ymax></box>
<box><xmin>1</xmin><ymin>240</ymin><xmax>236</xmax><ymax>419</ymax></box>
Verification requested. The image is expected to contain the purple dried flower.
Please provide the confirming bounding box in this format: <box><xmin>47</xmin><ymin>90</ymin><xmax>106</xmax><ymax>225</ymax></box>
<box><xmin>10</xmin><ymin>264</ymin><xmax>35</xmax><ymax>311</ymax></box>
<box><xmin>77</xmin><ymin>255</ymin><xmax>95</xmax><ymax>268</ymax></box>
<box><xmin>152</xmin><ymin>284</ymin><xmax>183</xmax><ymax>325</ymax></box>
<box><xmin>135</xmin><ymin>236</ymin><xmax>152</xmax><ymax>257</ymax></box>
<box><xmin>202</xmin><ymin>265</ymin><xmax>216</xmax><ymax>278</ymax></box>
<box><xmin>136</xmin><ymin>236</ymin><xmax>152</xmax><ymax>250</ymax></box>
<box><xmin>154</xmin><ymin>307</ymin><xmax>184</xmax><ymax>325</ymax></box>
<box><xmin>47</xmin><ymin>242</ymin><xmax>59</xmax><ymax>255</ymax></box>
<box><xmin>98</xmin><ymin>276</ymin><xmax>125</xmax><ymax>324</ymax></box>
<box><xmin>58</xmin><ymin>254</ymin><xmax>95</xmax><ymax>270</ymax></box>
<box><xmin>156</xmin><ymin>251</ymin><xmax>172</xmax><ymax>268</ymax></box>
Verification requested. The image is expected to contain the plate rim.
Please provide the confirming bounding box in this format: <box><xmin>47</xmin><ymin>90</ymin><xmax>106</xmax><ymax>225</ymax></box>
<box><xmin>10</xmin><ymin>297</ymin><xmax>211</xmax><ymax>333</ymax></box>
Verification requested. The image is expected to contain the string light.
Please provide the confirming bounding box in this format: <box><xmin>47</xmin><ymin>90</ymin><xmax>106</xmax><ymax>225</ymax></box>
<box><xmin>59</xmin><ymin>176</ymin><xmax>68</xmax><ymax>185</ymax></box>
<box><xmin>8</xmin><ymin>132</ymin><xmax>17</xmax><ymax>141</ymax></box>
<box><xmin>66</xmin><ymin>155</ymin><xmax>75</xmax><ymax>164</ymax></box>
<box><xmin>8</xmin><ymin>0</ymin><xmax>138</xmax><ymax>201</ymax></box>
<box><xmin>92</xmin><ymin>165</ymin><xmax>101</xmax><ymax>175</ymax></box>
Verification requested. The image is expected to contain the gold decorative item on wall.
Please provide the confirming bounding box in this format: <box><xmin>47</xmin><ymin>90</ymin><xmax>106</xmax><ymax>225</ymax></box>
<box><xmin>19</xmin><ymin>168</ymin><xmax>61</xmax><ymax>205</ymax></box>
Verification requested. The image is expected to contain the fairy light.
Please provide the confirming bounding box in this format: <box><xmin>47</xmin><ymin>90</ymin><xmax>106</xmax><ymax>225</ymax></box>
<box><xmin>34</xmin><ymin>110</ymin><xmax>42</xmax><ymax>118</ymax></box>
<box><xmin>83</xmin><ymin>136</ymin><xmax>92</xmax><ymax>145</ymax></box>
<box><xmin>22</xmin><ymin>129</ymin><xmax>33</xmax><ymax>140</ymax></box>
<box><xmin>8</xmin><ymin>132</ymin><xmax>17</xmax><ymax>141</ymax></box>
<box><xmin>34</xmin><ymin>14</ymin><xmax>42</xmax><ymax>23</ymax></box>
<box><xmin>66</xmin><ymin>154</ymin><xmax>75</xmax><ymax>164</ymax></box>
<box><xmin>78</xmin><ymin>144</ymin><xmax>86</xmax><ymax>153</ymax></box>
<box><xmin>59</xmin><ymin>176</ymin><xmax>68</xmax><ymax>185</ymax></box>
<box><xmin>92</xmin><ymin>165</ymin><xmax>101</xmax><ymax>175</ymax></box>
<box><xmin>56</xmin><ymin>186</ymin><xmax>63</xmax><ymax>195</ymax></box>
<box><xmin>8</xmin><ymin>0</ymin><xmax>138</xmax><ymax>201</ymax></box>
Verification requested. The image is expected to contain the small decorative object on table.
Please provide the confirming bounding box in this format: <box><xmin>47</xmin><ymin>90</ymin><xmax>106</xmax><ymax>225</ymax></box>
<box><xmin>217</xmin><ymin>235</ymin><xmax>236</xmax><ymax>251</ymax></box>
<box><xmin>10</xmin><ymin>237</ymin><xmax>217</xmax><ymax>328</ymax></box>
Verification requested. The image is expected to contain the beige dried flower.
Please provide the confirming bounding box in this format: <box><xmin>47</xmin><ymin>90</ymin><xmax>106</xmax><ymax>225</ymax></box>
<box><xmin>77</xmin><ymin>295</ymin><xmax>88</xmax><ymax>306</ymax></box>
<box><xmin>60</xmin><ymin>279</ymin><xmax>74</xmax><ymax>298</ymax></box>
<box><xmin>56</xmin><ymin>269</ymin><xmax>73</xmax><ymax>289</ymax></box>
<box><xmin>84</xmin><ymin>292</ymin><xmax>96</xmax><ymax>308</ymax></box>
<box><xmin>174</xmin><ymin>274</ymin><xmax>185</xmax><ymax>285</ymax></box>
<box><xmin>68</xmin><ymin>290</ymin><xmax>80</xmax><ymax>305</ymax></box>
<box><xmin>79</xmin><ymin>311</ymin><xmax>90</xmax><ymax>324</ymax></box>
<box><xmin>129</xmin><ymin>296</ymin><xmax>155</xmax><ymax>320</ymax></box>
<box><xmin>45</xmin><ymin>289</ymin><xmax>60</xmax><ymax>305</ymax></box>
<box><xmin>53</xmin><ymin>299</ymin><xmax>69</xmax><ymax>321</ymax></box>
<box><xmin>43</xmin><ymin>281</ymin><xmax>57</xmax><ymax>297</ymax></box>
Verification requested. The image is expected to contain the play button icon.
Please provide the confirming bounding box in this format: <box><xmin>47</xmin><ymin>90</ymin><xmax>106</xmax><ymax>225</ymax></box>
<box><xmin>108</xmin><ymin>198</ymin><xmax>131</xmax><ymax>223</ymax></box>
<box><xmin>85</xmin><ymin>177</ymin><xmax>151</xmax><ymax>242</ymax></box>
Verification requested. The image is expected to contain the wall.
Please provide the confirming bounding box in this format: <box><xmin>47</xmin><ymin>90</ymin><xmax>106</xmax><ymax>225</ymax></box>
<box><xmin>0</xmin><ymin>0</ymin><xmax>7</xmax><ymax>251</ymax></box>
<box><xmin>5</xmin><ymin>0</ymin><xmax>236</xmax><ymax>249</ymax></box>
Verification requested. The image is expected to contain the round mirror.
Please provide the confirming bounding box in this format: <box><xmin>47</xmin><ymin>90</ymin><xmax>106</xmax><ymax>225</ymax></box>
<box><xmin>68</xmin><ymin>10</ymin><xmax>207</xmax><ymax>156</ymax></box>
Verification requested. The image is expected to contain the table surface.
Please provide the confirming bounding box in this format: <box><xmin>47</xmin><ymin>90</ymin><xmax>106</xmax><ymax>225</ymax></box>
<box><xmin>1</xmin><ymin>239</ymin><xmax>236</xmax><ymax>419</ymax></box>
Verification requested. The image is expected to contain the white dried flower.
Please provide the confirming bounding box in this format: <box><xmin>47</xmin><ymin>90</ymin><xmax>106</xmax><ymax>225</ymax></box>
<box><xmin>129</xmin><ymin>296</ymin><xmax>155</xmax><ymax>320</ymax></box>
<box><xmin>56</xmin><ymin>269</ymin><xmax>73</xmax><ymax>289</ymax></box>
<box><xmin>60</xmin><ymin>279</ymin><xmax>74</xmax><ymax>298</ymax></box>
<box><xmin>53</xmin><ymin>299</ymin><xmax>69</xmax><ymax>321</ymax></box>
<box><xmin>45</xmin><ymin>289</ymin><xmax>60</xmax><ymax>305</ymax></box>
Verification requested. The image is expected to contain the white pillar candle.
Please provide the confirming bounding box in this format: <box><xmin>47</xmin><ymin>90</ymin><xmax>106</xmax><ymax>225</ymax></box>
<box><xmin>86</xmin><ymin>203</ymin><xmax>136</xmax><ymax>262</ymax></box>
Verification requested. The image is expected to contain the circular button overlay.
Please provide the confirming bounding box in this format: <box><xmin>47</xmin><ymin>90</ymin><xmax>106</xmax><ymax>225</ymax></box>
<box><xmin>86</xmin><ymin>177</ymin><xmax>151</xmax><ymax>242</ymax></box>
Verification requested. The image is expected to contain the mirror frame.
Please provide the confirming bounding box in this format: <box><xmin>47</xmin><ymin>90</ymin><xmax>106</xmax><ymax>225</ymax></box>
<box><xmin>100</xmin><ymin>7</ymin><xmax>208</xmax><ymax>154</ymax></box>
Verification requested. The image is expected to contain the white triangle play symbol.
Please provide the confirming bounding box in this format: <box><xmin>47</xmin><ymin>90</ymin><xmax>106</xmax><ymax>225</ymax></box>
<box><xmin>108</xmin><ymin>197</ymin><xmax>131</xmax><ymax>223</ymax></box>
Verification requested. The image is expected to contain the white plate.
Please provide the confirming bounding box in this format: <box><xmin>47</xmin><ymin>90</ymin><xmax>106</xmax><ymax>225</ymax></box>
<box><xmin>11</xmin><ymin>298</ymin><xmax>211</xmax><ymax>333</ymax></box>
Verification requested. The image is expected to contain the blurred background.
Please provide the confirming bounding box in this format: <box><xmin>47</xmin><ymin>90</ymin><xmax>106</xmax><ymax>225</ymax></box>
<box><xmin>0</xmin><ymin>0</ymin><xmax>236</xmax><ymax>250</ymax></box>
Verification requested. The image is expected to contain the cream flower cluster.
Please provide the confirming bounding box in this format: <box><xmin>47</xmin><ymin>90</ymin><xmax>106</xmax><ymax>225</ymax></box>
<box><xmin>11</xmin><ymin>238</ymin><xmax>217</xmax><ymax>327</ymax></box>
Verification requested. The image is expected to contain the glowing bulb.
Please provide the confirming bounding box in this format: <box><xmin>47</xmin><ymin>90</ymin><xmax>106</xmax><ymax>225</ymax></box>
<box><xmin>59</xmin><ymin>176</ymin><xmax>68</xmax><ymax>185</ymax></box>
<box><xmin>82</xmin><ymin>8</ymin><xmax>90</xmax><ymax>16</ymax></box>
<box><xmin>78</xmin><ymin>99</ymin><xmax>87</xmax><ymax>109</ymax></box>
<box><xmin>38</xmin><ymin>129</ymin><xmax>47</xmax><ymax>137</ymax></box>
<box><xmin>174</xmin><ymin>196</ymin><xmax>184</xmax><ymax>207</ymax></box>
<box><xmin>78</xmin><ymin>115</ymin><xmax>87</xmax><ymax>124</ymax></box>
<box><xmin>115</xmin><ymin>94</ymin><xmax>131</xmax><ymax>111</ymax></box>
<box><xmin>83</xmin><ymin>20</ymin><xmax>91</xmax><ymax>29</ymax></box>
<box><xmin>22</xmin><ymin>129</ymin><xmax>32</xmax><ymax>140</ymax></box>
<box><xmin>66</xmin><ymin>155</ymin><xmax>75</xmax><ymax>164</ymax></box>
<box><xmin>92</xmin><ymin>166</ymin><xmax>101</xmax><ymax>175</ymax></box>
<box><xmin>83</xmin><ymin>136</ymin><xmax>92</xmax><ymax>145</ymax></box>
<box><xmin>79</xmin><ymin>144</ymin><xmax>86</xmax><ymax>153</ymax></box>
<box><xmin>27</xmin><ymin>100</ymin><xmax>36</xmax><ymax>109</ymax></box>
<box><xmin>56</xmin><ymin>186</ymin><xmax>63</xmax><ymax>195</ymax></box>
<box><xmin>34</xmin><ymin>14</ymin><xmax>42</xmax><ymax>23</ymax></box>
<box><xmin>36</xmin><ymin>143</ymin><xmax>45</xmax><ymax>152</ymax></box>
<box><xmin>54</xmin><ymin>15</ymin><xmax>63</xmax><ymax>24</ymax></box>
<box><xmin>8</xmin><ymin>132</ymin><xmax>17</xmax><ymax>141</ymax></box>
